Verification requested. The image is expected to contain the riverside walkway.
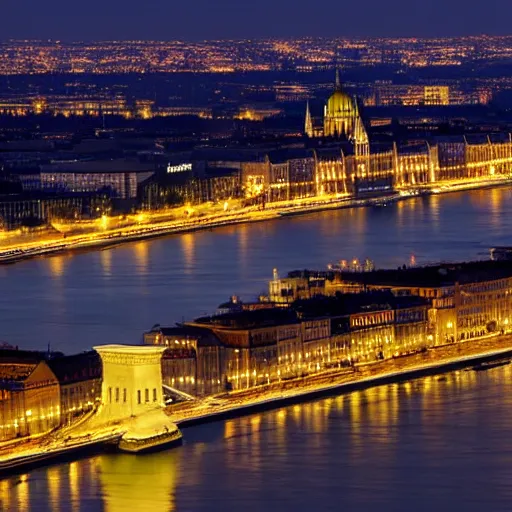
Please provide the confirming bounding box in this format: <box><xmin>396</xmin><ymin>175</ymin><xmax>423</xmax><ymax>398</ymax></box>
<box><xmin>2</xmin><ymin>175</ymin><xmax>511</xmax><ymax>265</ymax></box>
<box><xmin>2</xmin><ymin>335</ymin><xmax>512</xmax><ymax>474</ymax></box>
<box><xmin>167</xmin><ymin>334</ymin><xmax>512</xmax><ymax>427</ymax></box>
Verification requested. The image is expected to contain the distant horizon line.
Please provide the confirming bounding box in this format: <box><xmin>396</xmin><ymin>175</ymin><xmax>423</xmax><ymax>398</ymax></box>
<box><xmin>2</xmin><ymin>34</ymin><xmax>512</xmax><ymax>44</ymax></box>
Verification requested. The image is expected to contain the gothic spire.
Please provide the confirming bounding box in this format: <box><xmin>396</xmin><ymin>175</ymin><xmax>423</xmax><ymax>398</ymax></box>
<box><xmin>304</xmin><ymin>100</ymin><xmax>313</xmax><ymax>138</ymax></box>
<box><xmin>335</xmin><ymin>68</ymin><xmax>341</xmax><ymax>91</ymax></box>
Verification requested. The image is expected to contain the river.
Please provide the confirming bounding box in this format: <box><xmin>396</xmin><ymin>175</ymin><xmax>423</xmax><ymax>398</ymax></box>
<box><xmin>0</xmin><ymin>187</ymin><xmax>510</xmax><ymax>353</ymax></box>
<box><xmin>2</xmin><ymin>364</ymin><xmax>512</xmax><ymax>511</ymax></box>
<box><xmin>1</xmin><ymin>187</ymin><xmax>512</xmax><ymax>510</ymax></box>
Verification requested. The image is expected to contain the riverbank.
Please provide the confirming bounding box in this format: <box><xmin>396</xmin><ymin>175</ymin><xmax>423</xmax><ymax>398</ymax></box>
<box><xmin>1</xmin><ymin>335</ymin><xmax>512</xmax><ymax>476</ymax></box>
<box><xmin>170</xmin><ymin>334</ymin><xmax>512</xmax><ymax>428</ymax></box>
<box><xmin>1</xmin><ymin>176</ymin><xmax>512</xmax><ymax>265</ymax></box>
<box><xmin>0</xmin><ymin>432</ymin><xmax>121</xmax><ymax>476</ymax></box>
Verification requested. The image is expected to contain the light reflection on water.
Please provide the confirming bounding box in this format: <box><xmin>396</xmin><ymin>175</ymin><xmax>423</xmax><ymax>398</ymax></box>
<box><xmin>1</xmin><ymin>188</ymin><xmax>512</xmax><ymax>508</ymax></box>
<box><xmin>3</xmin><ymin>365</ymin><xmax>512</xmax><ymax>511</ymax></box>
<box><xmin>0</xmin><ymin>188</ymin><xmax>512</xmax><ymax>352</ymax></box>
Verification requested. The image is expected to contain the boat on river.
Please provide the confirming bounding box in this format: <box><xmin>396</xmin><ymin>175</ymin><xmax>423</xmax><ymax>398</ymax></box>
<box><xmin>472</xmin><ymin>359</ymin><xmax>511</xmax><ymax>372</ymax></box>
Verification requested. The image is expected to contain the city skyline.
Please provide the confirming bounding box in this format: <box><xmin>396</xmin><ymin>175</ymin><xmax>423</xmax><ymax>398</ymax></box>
<box><xmin>2</xmin><ymin>0</ymin><xmax>512</xmax><ymax>41</ymax></box>
<box><xmin>3</xmin><ymin>0</ymin><xmax>512</xmax><ymax>505</ymax></box>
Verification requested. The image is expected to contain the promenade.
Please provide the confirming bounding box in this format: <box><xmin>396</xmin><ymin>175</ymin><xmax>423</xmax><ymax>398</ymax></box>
<box><xmin>1</xmin><ymin>175</ymin><xmax>511</xmax><ymax>265</ymax></box>
<box><xmin>168</xmin><ymin>334</ymin><xmax>512</xmax><ymax>427</ymax></box>
<box><xmin>1</xmin><ymin>333</ymin><xmax>511</xmax><ymax>475</ymax></box>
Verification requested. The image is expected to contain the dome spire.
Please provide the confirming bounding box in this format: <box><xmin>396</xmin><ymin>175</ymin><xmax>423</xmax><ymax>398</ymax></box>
<box><xmin>335</xmin><ymin>68</ymin><xmax>341</xmax><ymax>91</ymax></box>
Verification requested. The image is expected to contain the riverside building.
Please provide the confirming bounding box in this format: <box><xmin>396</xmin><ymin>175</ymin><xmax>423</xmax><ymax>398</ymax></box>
<box><xmin>0</xmin><ymin>349</ymin><xmax>103</xmax><ymax>442</ymax></box>
<box><xmin>335</xmin><ymin>260</ymin><xmax>512</xmax><ymax>346</ymax></box>
<box><xmin>270</xmin><ymin>260</ymin><xmax>512</xmax><ymax>348</ymax></box>
<box><xmin>0</xmin><ymin>350</ymin><xmax>61</xmax><ymax>442</ymax></box>
<box><xmin>144</xmin><ymin>291</ymin><xmax>430</xmax><ymax>393</ymax></box>
<box><xmin>143</xmin><ymin>326</ymin><xmax>224</xmax><ymax>397</ymax></box>
<box><xmin>47</xmin><ymin>351</ymin><xmax>102</xmax><ymax>426</ymax></box>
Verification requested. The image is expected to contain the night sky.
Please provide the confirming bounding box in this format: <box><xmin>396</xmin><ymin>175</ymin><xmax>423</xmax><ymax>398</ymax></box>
<box><xmin>3</xmin><ymin>0</ymin><xmax>512</xmax><ymax>40</ymax></box>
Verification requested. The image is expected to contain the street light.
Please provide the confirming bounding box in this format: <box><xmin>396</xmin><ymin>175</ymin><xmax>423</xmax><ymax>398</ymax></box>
<box><xmin>234</xmin><ymin>349</ymin><xmax>240</xmax><ymax>390</ymax></box>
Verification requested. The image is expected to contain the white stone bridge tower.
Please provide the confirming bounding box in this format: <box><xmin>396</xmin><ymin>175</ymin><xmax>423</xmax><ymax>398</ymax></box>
<box><xmin>93</xmin><ymin>345</ymin><xmax>167</xmax><ymax>421</ymax></box>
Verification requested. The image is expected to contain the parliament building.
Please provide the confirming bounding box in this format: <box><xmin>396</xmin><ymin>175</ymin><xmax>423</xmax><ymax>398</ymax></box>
<box><xmin>305</xmin><ymin>70</ymin><xmax>368</xmax><ymax>145</ymax></box>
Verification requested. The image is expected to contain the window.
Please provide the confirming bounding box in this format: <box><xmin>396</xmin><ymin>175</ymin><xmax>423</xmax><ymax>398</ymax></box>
<box><xmin>145</xmin><ymin>389</ymin><xmax>149</xmax><ymax>402</ymax></box>
<box><xmin>123</xmin><ymin>388</ymin><xmax>127</xmax><ymax>403</ymax></box>
<box><xmin>153</xmin><ymin>388</ymin><xmax>157</xmax><ymax>402</ymax></box>
<box><xmin>115</xmin><ymin>388</ymin><xmax>119</xmax><ymax>403</ymax></box>
<box><xmin>108</xmin><ymin>387</ymin><xmax>112</xmax><ymax>403</ymax></box>
<box><xmin>137</xmin><ymin>390</ymin><xmax>141</xmax><ymax>404</ymax></box>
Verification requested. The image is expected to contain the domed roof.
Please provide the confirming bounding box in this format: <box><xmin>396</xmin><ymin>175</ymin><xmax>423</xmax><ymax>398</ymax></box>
<box><xmin>326</xmin><ymin>88</ymin><xmax>357</xmax><ymax>115</ymax></box>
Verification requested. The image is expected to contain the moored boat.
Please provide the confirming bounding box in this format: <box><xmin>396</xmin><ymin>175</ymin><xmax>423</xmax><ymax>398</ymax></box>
<box><xmin>472</xmin><ymin>359</ymin><xmax>511</xmax><ymax>372</ymax></box>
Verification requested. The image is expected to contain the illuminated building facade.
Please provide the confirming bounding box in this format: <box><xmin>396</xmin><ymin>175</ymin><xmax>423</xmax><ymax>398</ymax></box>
<box><xmin>47</xmin><ymin>351</ymin><xmax>102</xmax><ymax>426</ymax></box>
<box><xmin>0</xmin><ymin>96</ymin><xmax>154</xmax><ymax>118</ymax></box>
<box><xmin>0</xmin><ymin>193</ymin><xmax>110</xmax><ymax>230</ymax></box>
<box><xmin>239</xmin><ymin>135</ymin><xmax>512</xmax><ymax>204</ymax></box>
<box><xmin>424</xmin><ymin>86</ymin><xmax>450</xmax><ymax>106</ymax></box>
<box><xmin>144</xmin><ymin>326</ymin><xmax>224</xmax><ymax>396</ymax></box>
<box><xmin>312</xmin><ymin>259</ymin><xmax>512</xmax><ymax>347</ymax></box>
<box><xmin>39</xmin><ymin>160</ymin><xmax>156</xmax><ymax>199</ymax></box>
<box><xmin>305</xmin><ymin>70</ymin><xmax>366</xmax><ymax>142</ymax></box>
<box><xmin>157</xmin><ymin>292</ymin><xmax>430</xmax><ymax>391</ymax></box>
<box><xmin>0</xmin><ymin>352</ymin><xmax>61</xmax><ymax>442</ymax></box>
<box><xmin>40</xmin><ymin>171</ymin><xmax>138</xmax><ymax>199</ymax></box>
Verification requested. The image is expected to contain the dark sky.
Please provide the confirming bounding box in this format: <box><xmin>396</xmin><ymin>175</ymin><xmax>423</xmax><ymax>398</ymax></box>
<box><xmin>3</xmin><ymin>0</ymin><xmax>512</xmax><ymax>41</ymax></box>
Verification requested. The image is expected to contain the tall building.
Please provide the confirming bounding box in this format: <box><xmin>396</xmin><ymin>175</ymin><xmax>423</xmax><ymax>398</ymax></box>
<box><xmin>324</xmin><ymin>69</ymin><xmax>360</xmax><ymax>138</ymax></box>
<box><xmin>305</xmin><ymin>69</ymin><xmax>367</xmax><ymax>143</ymax></box>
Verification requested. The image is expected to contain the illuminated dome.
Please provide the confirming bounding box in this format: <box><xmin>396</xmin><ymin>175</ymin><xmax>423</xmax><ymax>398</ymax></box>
<box><xmin>326</xmin><ymin>89</ymin><xmax>357</xmax><ymax>116</ymax></box>
<box><xmin>323</xmin><ymin>70</ymin><xmax>361</xmax><ymax>139</ymax></box>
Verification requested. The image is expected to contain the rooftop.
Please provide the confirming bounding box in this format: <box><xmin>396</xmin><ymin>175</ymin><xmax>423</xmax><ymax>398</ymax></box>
<box><xmin>192</xmin><ymin>307</ymin><xmax>298</xmax><ymax>330</ymax></box>
<box><xmin>40</xmin><ymin>159</ymin><xmax>157</xmax><ymax>174</ymax></box>
<box><xmin>339</xmin><ymin>260</ymin><xmax>512</xmax><ymax>288</ymax></box>
<box><xmin>293</xmin><ymin>291</ymin><xmax>428</xmax><ymax>319</ymax></box>
<box><xmin>0</xmin><ymin>363</ymin><xmax>38</xmax><ymax>382</ymax></box>
<box><xmin>147</xmin><ymin>325</ymin><xmax>222</xmax><ymax>347</ymax></box>
<box><xmin>47</xmin><ymin>351</ymin><xmax>102</xmax><ymax>384</ymax></box>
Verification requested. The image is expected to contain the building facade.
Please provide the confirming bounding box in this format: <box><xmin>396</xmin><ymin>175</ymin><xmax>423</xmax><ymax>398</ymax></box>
<box><xmin>47</xmin><ymin>351</ymin><xmax>102</xmax><ymax>426</ymax></box>
<box><xmin>0</xmin><ymin>354</ymin><xmax>61</xmax><ymax>442</ymax></box>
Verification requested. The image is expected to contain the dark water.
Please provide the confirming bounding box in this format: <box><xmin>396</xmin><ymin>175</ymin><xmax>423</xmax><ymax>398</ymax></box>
<box><xmin>2</xmin><ymin>365</ymin><xmax>512</xmax><ymax>511</ymax></box>
<box><xmin>0</xmin><ymin>187</ymin><xmax>510</xmax><ymax>353</ymax></box>
<box><xmin>1</xmin><ymin>187</ymin><xmax>512</xmax><ymax>511</ymax></box>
